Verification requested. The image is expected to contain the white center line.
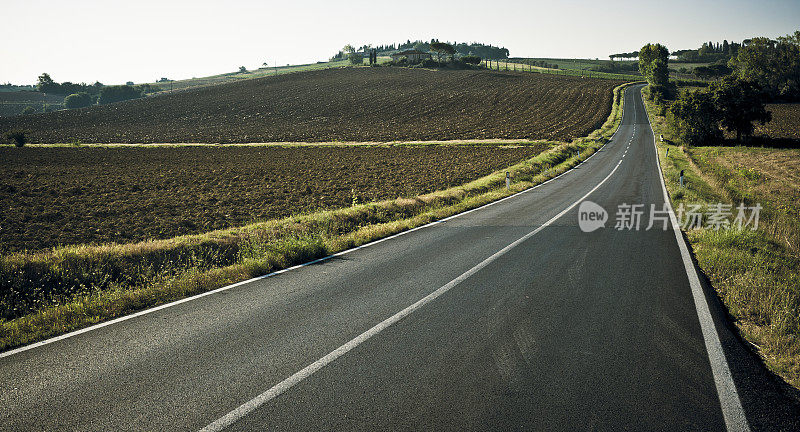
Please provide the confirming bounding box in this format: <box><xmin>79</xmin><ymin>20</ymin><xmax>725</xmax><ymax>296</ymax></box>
<box><xmin>198</xmin><ymin>158</ymin><xmax>626</xmax><ymax>432</ymax></box>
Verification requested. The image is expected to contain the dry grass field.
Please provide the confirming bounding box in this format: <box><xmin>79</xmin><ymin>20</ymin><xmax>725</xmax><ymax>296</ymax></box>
<box><xmin>645</xmin><ymin>93</ymin><xmax>800</xmax><ymax>389</ymax></box>
<box><xmin>0</xmin><ymin>68</ymin><xmax>622</xmax><ymax>143</ymax></box>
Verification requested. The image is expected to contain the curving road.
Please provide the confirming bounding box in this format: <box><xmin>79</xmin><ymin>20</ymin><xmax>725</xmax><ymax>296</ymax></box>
<box><xmin>1</xmin><ymin>85</ymin><xmax>798</xmax><ymax>431</ymax></box>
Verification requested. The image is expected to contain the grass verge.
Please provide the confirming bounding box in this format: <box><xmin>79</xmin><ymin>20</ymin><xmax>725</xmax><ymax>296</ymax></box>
<box><xmin>0</xmin><ymin>82</ymin><xmax>637</xmax><ymax>352</ymax></box>
<box><xmin>643</xmin><ymin>89</ymin><xmax>800</xmax><ymax>389</ymax></box>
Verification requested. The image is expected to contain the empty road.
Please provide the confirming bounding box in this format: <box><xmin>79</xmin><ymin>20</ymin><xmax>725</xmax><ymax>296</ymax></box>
<box><xmin>1</xmin><ymin>85</ymin><xmax>798</xmax><ymax>431</ymax></box>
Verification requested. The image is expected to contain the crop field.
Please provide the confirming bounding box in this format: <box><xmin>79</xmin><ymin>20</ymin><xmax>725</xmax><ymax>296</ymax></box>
<box><xmin>0</xmin><ymin>144</ymin><xmax>548</xmax><ymax>253</ymax></box>
<box><xmin>0</xmin><ymin>68</ymin><xmax>623</xmax><ymax>143</ymax></box>
<box><xmin>0</xmin><ymin>91</ymin><xmax>64</xmax><ymax>117</ymax></box>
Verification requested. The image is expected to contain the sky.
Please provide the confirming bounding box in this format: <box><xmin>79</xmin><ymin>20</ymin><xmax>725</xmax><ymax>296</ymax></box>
<box><xmin>1</xmin><ymin>0</ymin><xmax>798</xmax><ymax>85</ymax></box>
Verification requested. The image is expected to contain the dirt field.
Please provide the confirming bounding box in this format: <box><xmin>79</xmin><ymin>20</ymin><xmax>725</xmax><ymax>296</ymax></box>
<box><xmin>757</xmin><ymin>103</ymin><xmax>800</xmax><ymax>140</ymax></box>
<box><xmin>0</xmin><ymin>144</ymin><xmax>548</xmax><ymax>253</ymax></box>
<box><xmin>0</xmin><ymin>68</ymin><xmax>622</xmax><ymax>143</ymax></box>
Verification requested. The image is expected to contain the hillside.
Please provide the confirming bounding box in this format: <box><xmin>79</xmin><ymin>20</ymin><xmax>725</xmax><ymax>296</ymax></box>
<box><xmin>0</xmin><ymin>68</ymin><xmax>623</xmax><ymax>143</ymax></box>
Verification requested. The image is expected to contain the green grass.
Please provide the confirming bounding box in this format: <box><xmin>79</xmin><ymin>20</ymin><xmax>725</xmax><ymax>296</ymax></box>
<box><xmin>145</xmin><ymin>57</ymin><xmax>392</xmax><ymax>93</ymax></box>
<box><xmin>643</xmin><ymin>89</ymin><xmax>800</xmax><ymax>389</ymax></box>
<box><xmin>482</xmin><ymin>59</ymin><xmax>641</xmax><ymax>81</ymax></box>
<box><xmin>0</xmin><ymin>82</ymin><xmax>634</xmax><ymax>352</ymax></box>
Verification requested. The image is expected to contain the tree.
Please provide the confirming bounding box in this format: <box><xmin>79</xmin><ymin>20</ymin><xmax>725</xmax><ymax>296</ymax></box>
<box><xmin>239</xmin><ymin>66</ymin><xmax>247</xmax><ymax>73</ymax></box>
<box><xmin>730</xmin><ymin>34</ymin><xmax>800</xmax><ymax>100</ymax></box>
<box><xmin>348</xmin><ymin>53</ymin><xmax>363</xmax><ymax>65</ymax></box>
<box><xmin>693</xmin><ymin>64</ymin><xmax>732</xmax><ymax>80</ymax></box>
<box><xmin>64</xmin><ymin>92</ymin><xmax>95</xmax><ymax>109</ymax></box>
<box><xmin>462</xmin><ymin>55</ymin><xmax>481</xmax><ymax>65</ymax></box>
<box><xmin>343</xmin><ymin>44</ymin><xmax>355</xmax><ymax>54</ymax></box>
<box><xmin>36</xmin><ymin>73</ymin><xmax>58</xmax><ymax>93</ymax></box>
<box><xmin>4</xmin><ymin>130</ymin><xmax>28</xmax><ymax>147</ymax></box>
<box><xmin>430</xmin><ymin>42</ymin><xmax>455</xmax><ymax>62</ymax></box>
<box><xmin>97</xmin><ymin>85</ymin><xmax>143</xmax><ymax>105</ymax></box>
<box><xmin>639</xmin><ymin>43</ymin><xmax>669</xmax><ymax>85</ymax></box>
<box><xmin>668</xmin><ymin>90</ymin><xmax>722</xmax><ymax>146</ymax></box>
<box><xmin>709</xmin><ymin>77</ymin><xmax>771</xmax><ymax>141</ymax></box>
<box><xmin>651</xmin><ymin>58</ymin><xmax>669</xmax><ymax>86</ymax></box>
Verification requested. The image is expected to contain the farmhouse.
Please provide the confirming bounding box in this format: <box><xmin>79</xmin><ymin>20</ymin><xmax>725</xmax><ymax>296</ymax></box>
<box><xmin>391</xmin><ymin>50</ymin><xmax>432</xmax><ymax>62</ymax></box>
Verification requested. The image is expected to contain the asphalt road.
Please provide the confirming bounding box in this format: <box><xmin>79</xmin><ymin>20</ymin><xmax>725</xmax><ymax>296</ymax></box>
<box><xmin>1</xmin><ymin>85</ymin><xmax>798</xmax><ymax>431</ymax></box>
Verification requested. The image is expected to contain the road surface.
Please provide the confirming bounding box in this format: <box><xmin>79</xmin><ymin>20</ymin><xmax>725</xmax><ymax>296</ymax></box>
<box><xmin>1</xmin><ymin>85</ymin><xmax>798</xmax><ymax>431</ymax></box>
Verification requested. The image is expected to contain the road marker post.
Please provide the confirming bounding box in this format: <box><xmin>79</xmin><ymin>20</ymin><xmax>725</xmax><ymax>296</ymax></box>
<box><xmin>505</xmin><ymin>171</ymin><xmax>510</xmax><ymax>189</ymax></box>
<box><xmin>680</xmin><ymin>169</ymin><xmax>684</xmax><ymax>188</ymax></box>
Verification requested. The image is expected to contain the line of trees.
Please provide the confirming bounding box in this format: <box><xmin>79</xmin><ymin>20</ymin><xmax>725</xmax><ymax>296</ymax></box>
<box><xmin>332</xmin><ymin>39</ymin><xmax>509</xmax><ymax>60</ymax></box>
<box><xmin>37</xmin><ymin>73</ymin><xmax>103</xmax><ymax>96</ymax></box>
<box><xmin>34</xmin><ymin>73</ymin><xmax>158</xmax><ymax>110</ymax></box>
<box><xmin>668</xmin><ymin>77</ymin><xmax>771</xmax><ymax>145</ymax></box>
<box><xmin>609</xmin><ymin>51</ymin><xmax>639</xmax><ymax>60</ymax></box>
<box><xmin>638</xmin><ymin>37</ymin><xmax>782</xmax><ymax>146</ymax></box>
<box><xmin>729</xmin><ymin>31</ymin><xmax>800</xmax><ymax>101</ymax></box>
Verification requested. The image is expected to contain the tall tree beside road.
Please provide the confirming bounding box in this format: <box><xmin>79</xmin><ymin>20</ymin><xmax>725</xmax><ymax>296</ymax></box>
<box><xmin>639</xmin><ymin>43</ymin><xmax>669</xmax><ymax>86</ymax></box>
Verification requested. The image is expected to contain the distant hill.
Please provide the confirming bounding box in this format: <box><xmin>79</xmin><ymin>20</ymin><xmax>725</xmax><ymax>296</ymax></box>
<box><xmin>332</xmin><ymin>40</ymin><xmax>510</xmax><ymax>60</ymax></box>
<box><xmin>0</xmin><ymin>67</ymin><xmax>621</xmax><ymax>143</ymax></box>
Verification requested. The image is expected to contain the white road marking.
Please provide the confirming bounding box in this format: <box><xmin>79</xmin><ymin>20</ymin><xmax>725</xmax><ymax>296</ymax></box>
<box><xmin>199</xmin><ymin>158</ymin><xmax>625</xmax><ymax>432</ymax></box>
<box><xmin>0</xmin><ymin>88</ymin><xmax>637</xmax><ymax>360</ymax></box>
<box><xmin>643</xmin><ymin>90</ymin><xmax>750</xmax><ymax>432</ymax></box>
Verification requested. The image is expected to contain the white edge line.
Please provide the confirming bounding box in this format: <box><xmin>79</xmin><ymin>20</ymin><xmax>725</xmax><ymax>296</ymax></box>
<box><xmin>199</xmin><ymin>151</ymin><xmax>625</xmax><ymax>432</ymax></box>
<box><xmin>643</xmin><ymin>88</ymin><xmax>750</xmax><ymax>432</ymax></box>
<box><xmin>0</xmin><ymin>86</ymin><xmax>635</xmax><ymax>360</ymax></box>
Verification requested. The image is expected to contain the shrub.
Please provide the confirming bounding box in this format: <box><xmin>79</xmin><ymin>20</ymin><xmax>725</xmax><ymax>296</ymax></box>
<box><xmin>20</xmin><ymin>106</ymin><xmax>36</xmax><ymax>115</ymax></box>
<box><xmin>668</xmin><ymin>90</ymin><xmax>722</xmax><ymax>146</ymax></box>
<box><xmin>5</xmin><ymin>129</ymin><xmax>28</xmax><ymax>147</ymax></box>
<box><xmin>98</xmin><ymin>85</ymin><xmax>143</xmax><ymax>105</ymax></box>
<box><xmin>239</xmin><ymin>66</ymin><xmax>247</xmax><ymax>73</ymax></box>
<box><xmin>348</xmin><ymin>53</ymin><xmax>364</xmax><ymax>65</ymax></box>
<box><xmin>462</xmin><ymin>55</ymin><xmax>481</xmax><ymax>65</ymax></box>
<box><xmin>64</xmin><ymin>92</ymin><xmax>95</xmax><ymax>109</ymax></box>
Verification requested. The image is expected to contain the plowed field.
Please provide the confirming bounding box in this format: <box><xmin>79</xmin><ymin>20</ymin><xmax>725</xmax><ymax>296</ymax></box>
<box><xmin>0</xmin><ymin>68</ymin><xmax>622</xmax><ymax>143</ymax></box>
<box><xmin>0</xmin><ymin>144</ymin><xmax>548</xmax><ymax>252</ymax></box>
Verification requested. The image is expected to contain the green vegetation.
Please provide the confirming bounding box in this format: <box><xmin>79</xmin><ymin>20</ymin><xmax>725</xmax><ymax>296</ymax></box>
<box><xmin>462</xmin><ymin>55</ymin><xmax>481</xmax><ymax>65</ymax></box>
<box><xmin>348</xmin><ymin>53</ymin><xmax>364</xmax><ymax>65</ymax></box>
<box><xmin>639</xmin><ymin>43</ymin><xmax>670</xmax><ymax>87</ymax></box>
<box><xmin>645</xmin><ymin>93</ymin><xmax>800</xmax><ymax>388</ymax></box>
<box><xmin>661</xmin><ymin>77</ymin><xmax>771</xmax><ymax>145</ymax></box>
<box><xmin>729</xmin><ymin>31</ymin><xmax>800</xmax><ymax>101</ymax></box>
<box><xmin>36</xmin><ymin>73</ymin><xmax>103</xmax><ymax>96</ymax></box>
<box><xmin>486</xmin><ymin>59</ymin><xmax>640</xmax><ymax>81</ymax></box>
<box><xmin>430</xmin><ymin>42</ymin><xmax>456</xmax><ymax>62</ymax></box>
<box><xmin>63</xmin><ymin>92</ymin><xmax>95</xmax><ymax>109</ymax></box>
<box><xmin>332</xmin><ymin>39</ymin><xmax>509</xmax><ymax>61</ymax></box>
<box><xmin>97</xmin><ymin>85</ymin><xmax>143</xmax><ymax>105</ymax></box>
<box><xmin>0</xmin><ymin>82</ymin><xmax>634</xmax><ymax>352</ymax></box>
<box><xmin>643</xmin><ymin>32</ymin><xmax>800</xmax><ymax>387</ymax></box>
<box><xmin>0</xmin><ymin>91</ymin><xmax>64</xmax><ymax>117</ymax></box>
<box><xmin>4</xmin><ymin>129</ymin><xmax>28</xmax><ymax>147</ymax></box>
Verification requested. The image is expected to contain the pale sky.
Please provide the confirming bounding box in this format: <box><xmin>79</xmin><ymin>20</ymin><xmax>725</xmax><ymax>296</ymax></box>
<box><xmin>1</xmin><ymin>0</ymin><xmax>797</xmax><ymax>85</ymax></box>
